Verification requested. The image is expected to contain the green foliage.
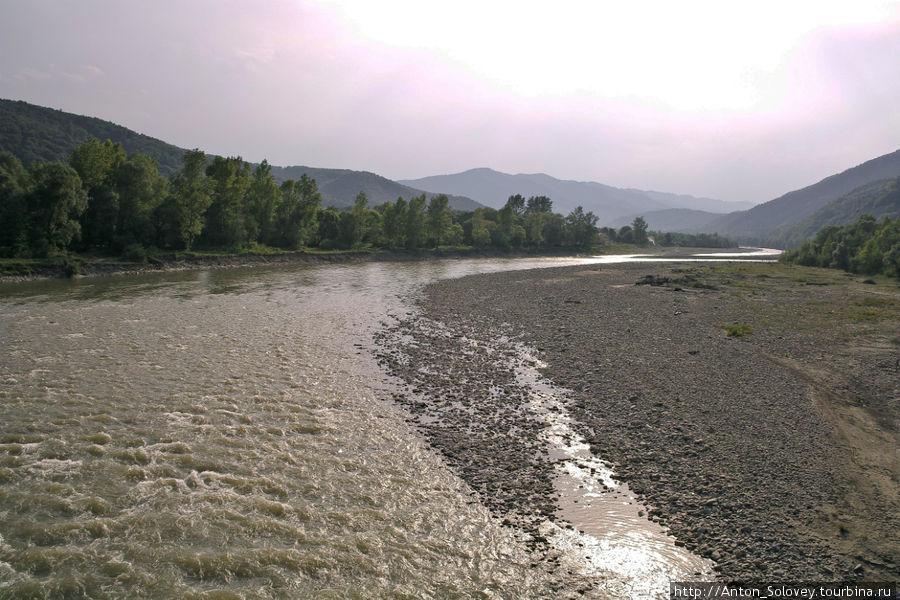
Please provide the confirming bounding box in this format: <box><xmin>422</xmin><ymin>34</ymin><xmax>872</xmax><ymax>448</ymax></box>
<box><xmin>631</xmin><ymin>216</ymin><xmax>649</xmax><ymax>245</ymax></box>
<box><xmin>720</xmin><ymin>323</ymin><xmax>753</xmax><ymax>338</ymax></box>
<box><xmin>525</xmin><ymin>195</ymin><xmax>552</xmax><ymax>214</ymax></box>
<box><xmin>202</xmin><ymin>156</ymin><xmax>251</xmax><ymax>248</ymax></box>
<box><xmin>564</xmin><ymin>206</ymin><xmax>599</xmax><ymax>249</ymax></box>
<box><xmin>3</xmin><ymin>130</ymin><xmax>613</xmax><ymax>260</ymax></box>
<box><xmin>0</xmin><ymin>99</ymin><xmax>185</xmax><ymax>175</ymax></box>
<box><xmin>780</xmin><ymin>214</ymin><xmax>900</xmax><ymax>277</ymax></box>
<box><xmin>426</xmin><ymin>194</ymin><xmax>452</xmax><ymax>247</ymax></box>
<box><xmin>244</xmin><ymin>160</ymin><xmax>280</xmax><ymax>245</ymax></box>
<box><xmin>379</xmin><ymin>197</ymin><xmax>408</xmax><ymax>248</ymax></box>
<box><xmin>653</xmin><ymin>231</ymin><xmax>734</xmax><ymax>248</ymax></box>
<box><xmin>122</xmin><ymin>243</ymin><xmax>148</xmax><ymax>263</ymax></box>
<box><xmin>775</xmin><ymin>177</ymin><xmax>900</xmax><ymax>248</ymax></box>
<box><xmin>114</xmin><ymin>152</ymin><xmax>168</xmax><ymax>250</ymax></box>
<box><xmin>168</xmin><ymin>149</ymin><xmax>212</xmax><ymax>250</ymax></box>
<box><xmin>405</xmin><ymin>194</ymin><xmax>427</xmax><ymax>250</ymax></box>
<box><xmin>275</xmin><ymin>174</ymin><xmax>321</xmax><ymax>249</ymax></box>
<box><xmin>470</xmin><ymin>209</ymin><xmax>493</xmax><ymax>248</ymax></box>
<box><xmin>26</xmin><ymin>163</ymin><xmax>89</xmax><ymax>256</ymax></box>
<box><xmin>0</xmin><ymin>152</ymin><xmax>31</xmax><ymax>257</ymax></box>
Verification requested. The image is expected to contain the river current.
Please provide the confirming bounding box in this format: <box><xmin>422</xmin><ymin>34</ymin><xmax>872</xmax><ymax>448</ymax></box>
<box><xmin>0</xmin><ymin>257</ymin><xmax>714</xmax><ymax>599</ymax></box>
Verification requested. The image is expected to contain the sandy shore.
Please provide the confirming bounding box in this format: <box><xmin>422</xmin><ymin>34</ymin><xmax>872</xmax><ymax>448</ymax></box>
<box><xmin>377</xmin><ymin>261</ymin><xmax>899</xmax><ymax>583</ymax></box>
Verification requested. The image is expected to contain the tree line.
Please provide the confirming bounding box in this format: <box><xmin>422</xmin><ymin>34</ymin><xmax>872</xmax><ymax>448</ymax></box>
<box><xmin>0</xmin><ymin>140</ymin><xmax>608</xmax><ymax>259</ymax></box>
<box><xmin>779</xmin><ymin>214</ymin><xmax>900</xmax><ymax>277</ymax></box>
<box><xmin>597</xmin><ymin>217</ymin><xmax>733</xmax><ymax>248</ymax></box>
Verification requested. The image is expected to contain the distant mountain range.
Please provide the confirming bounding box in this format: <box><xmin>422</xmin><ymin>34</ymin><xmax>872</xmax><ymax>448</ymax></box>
<box><xmin>400</xmin><ymin>168</ymin><xmax>754</xmax><ymax>226</ymax></box>
<box><xmin>268</xmin><ymin>165</ymin><xmax>480</xmax><ymax>211</ymax></box>
<box><xmin>0</xmin><ymin>99</ymin><xmax>478</xmax><ymax>211</ymax></box>
<box><xmin>2</xmin><ymin>98</ymin><xmax>898</xmax><ymax>247</ymax></box>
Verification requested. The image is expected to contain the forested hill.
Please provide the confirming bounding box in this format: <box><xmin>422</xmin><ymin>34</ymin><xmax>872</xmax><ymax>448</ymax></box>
<box><xmin>704</xmin><ymin>149</ymin><xmax>900</xmax><ymax>244</ymax></box>
<box><xmin>0</xmin><ymin>99</ymin><xmax>480</xmax><ymax>211</ymax></box>
<box><xmin>0</xmin><ymin>99</ymin><xmax>185</xmax><ymax>174</ymax></box>
<box><xmin>774</xmin><ymin>177</ymin><xmax>900</xmax><ymax>248</ymax></box>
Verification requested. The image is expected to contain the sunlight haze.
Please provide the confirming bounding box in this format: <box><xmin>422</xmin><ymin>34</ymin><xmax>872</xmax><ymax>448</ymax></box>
<box><xmin>0</xmin><ymin>0</ymin><xmax>898</xmax><ymax>203</ymax></box>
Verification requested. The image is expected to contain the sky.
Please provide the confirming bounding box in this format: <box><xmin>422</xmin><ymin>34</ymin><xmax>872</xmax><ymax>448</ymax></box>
<box><xmin>0</xmin><ymin>0</ymin><xmax>898</xmax><ymax>204</ymax></box>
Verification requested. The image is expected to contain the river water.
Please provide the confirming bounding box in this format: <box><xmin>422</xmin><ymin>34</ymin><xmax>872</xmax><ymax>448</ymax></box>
<box><xmin>0</xmin><ymin>257</ymin><xmax>715</xmax><ymax>599</ymax></box>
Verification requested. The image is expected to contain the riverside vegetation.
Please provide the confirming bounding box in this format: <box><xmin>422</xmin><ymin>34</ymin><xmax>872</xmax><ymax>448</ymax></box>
<box><xmin>779</xmin><ymin>213</ymin><xmax>900</xmax><ymax>278</ymax></box>
<box><xmin>0</xmin><ymin>140</ymin><xmax>737</xmax><ymax>279</ymax></box>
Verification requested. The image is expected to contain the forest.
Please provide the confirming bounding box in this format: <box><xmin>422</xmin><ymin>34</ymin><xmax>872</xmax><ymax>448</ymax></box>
<box><xmin>0</xmin><ymin>140</ymin><xmax>611</xmax><ymax>260</ymax></box>
<box><xmin>779</xmin><ymin>214</ymin><xmax>900</xmax><ymax>277</ymax></box>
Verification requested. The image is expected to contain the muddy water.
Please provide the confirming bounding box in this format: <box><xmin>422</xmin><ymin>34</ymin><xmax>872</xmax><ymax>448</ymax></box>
<box><xmin>0</xmin><ymin>257</ymin><xmax>709</xmax><ymax>598</ymax></box>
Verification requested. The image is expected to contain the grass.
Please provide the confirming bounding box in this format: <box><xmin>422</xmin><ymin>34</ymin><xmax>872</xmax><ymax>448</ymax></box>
<box><xmin>720</xmin><ymin>323</ymin><xmax>753</xmax><ymax>337</ymax></box>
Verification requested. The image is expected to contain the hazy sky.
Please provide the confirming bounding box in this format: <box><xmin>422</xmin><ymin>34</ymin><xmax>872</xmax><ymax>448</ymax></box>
<box><xmin>1</xmin><ymin>0</ymin><xmax>898</xmax><ymax>203</ymax></box>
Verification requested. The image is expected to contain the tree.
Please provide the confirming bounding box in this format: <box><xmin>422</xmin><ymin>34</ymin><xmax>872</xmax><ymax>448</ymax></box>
<box><xmin>565</xmin><ymin>206</ymin><xmax>598</xmax><ymax>249</ymax></box>
<box><xmin>69</xmin><ymin>138</ymin><xmax>125</xmax><ymax>190</ymax></box>
<box><xmin>0</xmin><ymin>152</ymin><xmax>31</xmax><ymax>257</ymax></box>
<box><xmin>202</xmin><ymin>156</ymin><xmax>251</xmax><ymax>248</ymax></box>
<box><xmin>168</xmin><ymin>149</ymin><xmax>211</xmax><ymax>250</ymax></box>
<box><xmin>631</xmin><ymin>216</ymin><xmax>649</xmax><ymax>245</ymax></box>
<box><xmin>525</xmin><ymin>195</ymin><xmax>552</xmax><ymax>214</ymax></box>
<box><xmin>405</xmin><ymin>194</ymin><xmax>427</xmax><ymax>250</ymax></box>
<box><xmin>276</xmin><ymin>174</ymin><xmax>321</xmax><ymax>249</ymax></box>
<box><xmin>244</xmin><ymin>160</ymin><xmax>280</xmax><ymax>245</ymax></box>
<box><xmin>316</xmin><ymin>207</ymin><xmax>341</xmax><ymax>248</ymax></box>
<box><xmin>26</xmin><ymin>163</ymin><xmax>88</xmax><ymax>256</ymax></box>
<box><xmin>506</xmin><ymin>194</ymin><xmax>525</xmax><ymax>216</ymax></box>
<box><xmin>69</xmin><ymin>138</ymin><xmax>126</xmax><ymax>250</ymax></box>
<box><xmin>380</xmin><ymin>197</ymin><xmax>407</xmax><ymax>248</ymax></box>
<box><xmin>348</xmin><ymin>191</ymin><xmax>371</xmax><ymax>247</ymax></box>
<box><xmin>470</xmin><ymin>209</ymin><xmax>493</xmax><ymax>248</ymax></box>
<box><xmin>426</xmin><ymin>194</ymin><xmax>452</xmax><ymax>247</ymax></box>
<box><xmin>114</xmin><ymin>153</ymin><xmax>168</xmax><ymax>249</ymax></box>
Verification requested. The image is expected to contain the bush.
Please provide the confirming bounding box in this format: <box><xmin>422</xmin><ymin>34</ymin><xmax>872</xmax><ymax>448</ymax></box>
<box><xmin>721</xmin><ymin>323</ymin><xmax>753</xmax><ymax>338</ymax></box>
<box><xmin>122</xmin><ymin>243</ymin><xmax>148</xmax><ymax>263</ymax></box>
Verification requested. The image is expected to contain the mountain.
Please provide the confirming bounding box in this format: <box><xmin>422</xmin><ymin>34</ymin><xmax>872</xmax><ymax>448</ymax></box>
<box><xmin>400</xmin><ymin>168</ymin><xmax>665</xmax><ymax>223</ymax></box>
<box><xmin>611</xmin><ymin>208</ymin><xmax>720</xmax><ymax>232</ymax></box>
<box><xmin>269</xmin><ymin>165</ymin><xmax>481</xmax><ymax>211</ymax></box>
<box><xmin>399</xmin><ymin>168</ymin><xmax>745</xmax><ymax>225</ymax></box>
<box><xmin>631</xmin><ymin>190</ymin><xmax>755</xmax><ymax>213</ymax></box>
<box><xmin>774</xmin><ymin>177</ymin><xmax>900</xmax><ymax>248</ymax></box>
<box><xmin>0</xmin><ymin>98</ymin><xmax>185</xmax><ymax>175</ymax></box>
<box><xmin>0</xmin><ymin>98</ymin><xmax>480</xmax><ymax>211</ymax></box>
<box><xmin>703</xmin><ymin>149</ymin><xmax>900</xmax><ymax>244</ymax></box>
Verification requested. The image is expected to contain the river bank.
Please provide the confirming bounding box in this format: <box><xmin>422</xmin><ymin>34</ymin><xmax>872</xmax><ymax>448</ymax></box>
<box><xmin>377</xmin><ymin>261</ymin><xmax>899</xmax><ymax>583</ymax></box>
<box><xmin>0</xmin><ymin>245</ymin><xmax>769</xmax><ymax>284</ymax></box>
<box><xmin>0</xmin><ymin>248</ymin><xmax>594</xmax><ymax>283</ymax></box>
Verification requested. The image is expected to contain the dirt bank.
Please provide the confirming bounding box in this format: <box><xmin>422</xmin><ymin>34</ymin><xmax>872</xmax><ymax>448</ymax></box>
<box><xmin>378</xmin><ymin>261</ymin><xmax>899</xmax><ymax>582</ymax></box>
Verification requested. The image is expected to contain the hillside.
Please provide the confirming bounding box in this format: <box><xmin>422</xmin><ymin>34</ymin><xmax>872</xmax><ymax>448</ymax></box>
<box><xmin>704</xmin><ymin>149</ymin><xmax>900</xmax><ymax>244</ymax></box>
<box><xmin>269</xmin><ymin>165</ymin><xmax>481</xmax><ymax>211</ymax></box>
<box><xmin>400</xmin><ymin>168</ymin><xmax>746</xmax><ymax>225</ymax></box>
<box><xmin>400</xmin><ymin>168</ymin><xmax>666</xmax><ymax>223</ymax></box>
<box><xmin>0</xmin><ymin>99</ymin><xmax>480</xmax><ymax>211</ymax></box>
<box><xmin>629</xmin><ymin>189</ymin><xmax>755</xmax><ymax>213</ymax></box>
<box><xmin>0</xmin><ymin>98</ymin><xmax>185</xmax><ymax>175</ymax></box>
<box><xmin>611</xmin><ymin>208</ymin><xmax>719</xmax><ymax>232</ymax></box>
<box><xmin>775</xmin><ymin>177</ymin><xmax>900</xmax><ymax>247</ymax></box>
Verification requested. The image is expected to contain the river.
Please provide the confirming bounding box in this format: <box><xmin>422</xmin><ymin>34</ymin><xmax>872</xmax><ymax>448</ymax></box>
<box><xmin>0</xmin><ymin>256</ymin><xmax>724</xmax><ymax>599</ymax></box>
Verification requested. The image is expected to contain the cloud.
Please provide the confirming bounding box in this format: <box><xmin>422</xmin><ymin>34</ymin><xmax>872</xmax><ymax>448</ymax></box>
<box><xmin>15</xmin><ymin>67</ymin><xmax>51</xmax><ymax>81</ymax></box>
<box><xmin>0</xmin><ymin>1</ymin><xmax>896</xmax><ymax>204</ymax></box>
